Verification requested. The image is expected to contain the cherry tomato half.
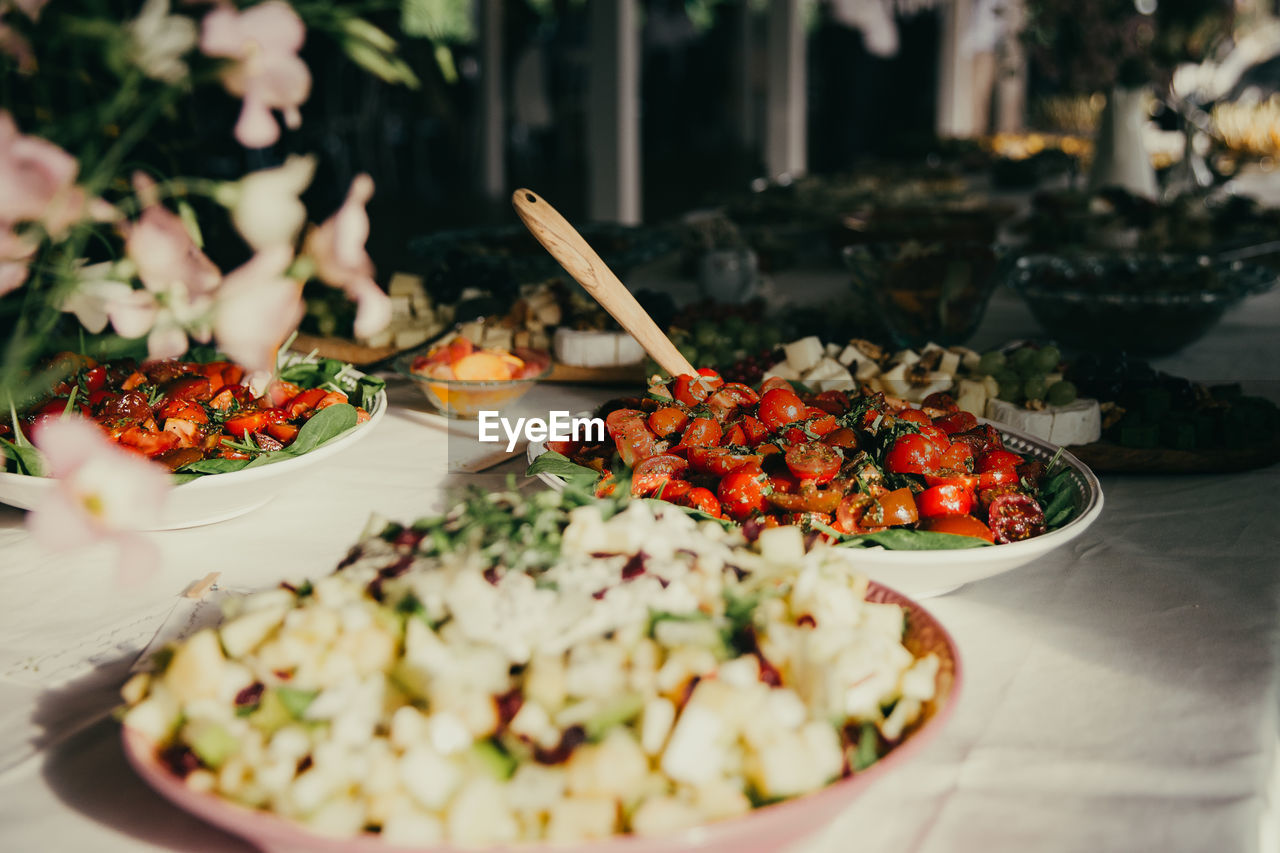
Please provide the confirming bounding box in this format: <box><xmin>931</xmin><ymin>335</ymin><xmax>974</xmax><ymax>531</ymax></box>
<box><xmin>678</xmin><ymin>417</ymin><xmax>723</xmax><ymax>449</ymax></box>
<box><xmin>933</xmin><ymin>411</ymin><xmax>978</xmax><ymax>435</ymax></box>
<box><xmin>884</xmin><ymin>433</ymin><xmax>941</xmax><ymax>475</ymax></box>
<box><xmin>673</xmin><ymin>371</ymin><xmax>724</xmax><ymax>407</ymax></box>
<box><xmin>987</xmin><ymin>493</ymin><xmax>1047</xmax><ymax>544</ymax></box>
<box><xmin>758</xmin><ymin>387</ymin><xmax>806</xmax><ymax>432</ymax></box>
<box><xmin>784</xmin><ymin>442</ymin><xmax>841</xmax><ymax>484</ymax></box>
<box><xmin>977</xmin><ymin>449</ymin><xmax>1024</xmax><ymax>473</ymax></box>
<box><xmin>679</xmin><ymin>486</ymin><xmax>722</xmax><ymax>517</ymax></box>
<box><xmin>919</xmin><ymin>514</ymin><xmax>994</xmax><ymax>543</ymax></box>
<box><xmin>686</xmin><ymin>446</ymin><xmax>762</xmax><ymax>476</ymax></box>
<box><xmin>631</xmin><ymin>453</ymin><xmax>690</xmax><ymax>497</ymax></box>
<box><xmin>647</xmin><ymin>406</ymin><xmax>688</xmax><ymax>438</ymax></box>
<box><xmin>916</xmin><ymin>483</ymin><xmax>975</xmax><ymax>518</ymax></box>
<box><xmin>872</xmin><ymin>487</ymin><xmax>919</xmax><ymax>527</ymax></box>
<box><xmin>718</xmin><ymin>469</ymin><xmax>768</xmax><ymax>521</ymax></box>
<box><xmin>896</xmin><ymin>409</ymin><xmax>931</xmax><ymax>427</ymax></box>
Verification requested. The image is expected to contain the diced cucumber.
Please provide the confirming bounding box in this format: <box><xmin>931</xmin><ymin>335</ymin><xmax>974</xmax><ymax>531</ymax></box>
<box><xmin>468</xmin><ymin>739</ymin><xmax>517</xmax><ymax>780</ymax></box>
<box><xmin>583</xmin><ymin>692</ymin><xmax>645</xmax><ymax>742</ymax></box>
<box><xmin>186</xmin><ymin>721</ymin><xmax>239</xmax><ymax>770</ymax></box>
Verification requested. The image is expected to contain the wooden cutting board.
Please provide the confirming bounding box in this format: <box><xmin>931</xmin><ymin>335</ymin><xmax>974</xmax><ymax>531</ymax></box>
<box><xmin>1067</xmin><ymin>437</ymin><xmax>1280</xmax><ymax>474</ymax></box>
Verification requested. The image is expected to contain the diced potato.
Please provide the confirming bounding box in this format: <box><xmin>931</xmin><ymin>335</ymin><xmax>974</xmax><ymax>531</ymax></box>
<box><xmin>545</xmin><ymin>796</ymin><xmax>619</xmax><ymax>842</ymax></box>
<box><xmin>399</xmin><ymin>745</ymin><xmax>462</xmax><ymax>810</ymax></box>
<box><xmin>630</xmin><ymin>796</ymin><xmax>703</xmax><ymax>837</ymax></box>
<box><xmin>166</xmin><ymin>629</ymin><xmax>225</xmax><ymax>704</ymax></box>
<box><xmin>446</xmin><ymin>778</ymin><xmax>519</xmax><ymax>845</ymax></box>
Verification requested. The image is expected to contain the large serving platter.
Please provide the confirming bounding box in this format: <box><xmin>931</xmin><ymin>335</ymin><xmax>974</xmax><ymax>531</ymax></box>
<box><xmin>528</xmin><ymin>419</ymin><xmax>1103</xmax><ymax>599</ymax></box>
<box><xmin>0</xmin><ymin>387</ymin><xmax>387</xmax><ymax>530</ymax></box>
<box><xmin>122</xmin><ymin>580</ymin><xmax>959</xmax><ymax>853</ymax></box>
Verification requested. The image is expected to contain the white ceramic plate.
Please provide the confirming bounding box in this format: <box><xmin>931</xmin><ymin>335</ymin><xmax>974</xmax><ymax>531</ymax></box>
<box><xmin>122</xmin><ymin>580</ymin><xmax>960</xmax><ymax>853</ymax></box>
<box><xmin>0</xmin><ymin>390</ymin><xmax>386</xmax><ymax>530</ymax></box>
<box><xmin>526</xmin><ymin>420</ymin><xmax>1103</xmax><ymax>598</ymax></box>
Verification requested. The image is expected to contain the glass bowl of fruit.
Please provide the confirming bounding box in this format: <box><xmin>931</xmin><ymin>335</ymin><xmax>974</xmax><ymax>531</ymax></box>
<box><xmin>396</xmin><ymin>336</ymin><xmax>552</xmax><ymax>419</ymax></box>
<box><xmin>842</xmin><ymin>241</ymin><xmax>1006</xmax><ymax>349</ymax></box>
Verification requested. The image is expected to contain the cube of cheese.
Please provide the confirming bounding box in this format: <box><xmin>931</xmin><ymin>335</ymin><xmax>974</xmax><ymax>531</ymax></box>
<box><xmin>783</xmin><ymin>337</ymin><xmax>824</xmax><ymax>374</ymax></box>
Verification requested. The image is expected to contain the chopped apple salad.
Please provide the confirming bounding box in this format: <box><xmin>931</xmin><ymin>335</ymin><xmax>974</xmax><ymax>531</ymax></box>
<box><xmin>121</xmin><ymin>490</ymin><xmax>942</xmax><ymax>844</ymax></box>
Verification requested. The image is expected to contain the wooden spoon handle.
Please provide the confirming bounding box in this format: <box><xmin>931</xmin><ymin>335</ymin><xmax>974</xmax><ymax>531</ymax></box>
<box><xmin>512</xmin><ymin>189</ymin><xmax>696</xmax><ymax>379</ymax></box>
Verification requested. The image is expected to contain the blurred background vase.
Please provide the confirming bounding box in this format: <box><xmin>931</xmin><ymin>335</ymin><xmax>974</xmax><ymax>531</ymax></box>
<box><xmin>1089</xmin><ymin>86</ymin><xmax>1158</xmax><ymax>198</ymax></box>
<box><xmin>698</xmin><ymin>247</ymin><xmax>759</xmax><ymax>303</ymax></box>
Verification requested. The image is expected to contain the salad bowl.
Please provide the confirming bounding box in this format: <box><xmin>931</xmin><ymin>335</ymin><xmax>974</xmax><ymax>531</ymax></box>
<box><xmin>527</xmin><ymin>418</ymin><xmax>1103</xmax><ymax>599</ymax></box>
<box><xmin>122</xmin><ymin>578</ymin><xmax>959</xmax><ymax>853</ymax></box>
<box><xmin>0</xmin><ymin>364</ymin><xmax>387</xmax><ymax>530</ymax></box>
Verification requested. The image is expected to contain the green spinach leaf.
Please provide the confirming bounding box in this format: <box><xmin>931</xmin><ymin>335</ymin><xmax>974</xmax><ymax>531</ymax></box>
<box><xmin>525</xmin><ymin>450</ymin><xmax>600</xmax><ymax>485</ymax></box>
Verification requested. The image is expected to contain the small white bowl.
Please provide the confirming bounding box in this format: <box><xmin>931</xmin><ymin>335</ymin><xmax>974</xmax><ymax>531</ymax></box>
<box><xmin>0</xmin><ymin>389</ymin><xmax>386</xmax><ymax>530</ymax></box>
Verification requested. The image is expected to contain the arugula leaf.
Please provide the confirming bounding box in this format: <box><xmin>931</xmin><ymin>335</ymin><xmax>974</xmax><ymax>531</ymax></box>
<box><xmin>1</xmin><ymin>408</ymin><xmax>42</xmax><ymax>476</ymax></box>
<box><xmin>1038</xmin><ymin>467</ymin><xmax>1079</xmax><ymax>529</ymax></box>
<box><xmin>525</xmin><ymin>450</ymin><xmax>600</xmax><ymax>485</ymax></box>
<box><xmin>836</xmin><ymin>528</ymin><xmax>992</xmax><ymax>550</ymax></box>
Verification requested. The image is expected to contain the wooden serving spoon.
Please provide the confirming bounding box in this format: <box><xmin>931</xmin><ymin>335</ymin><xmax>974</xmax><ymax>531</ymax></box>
<box><xmin>512</xmin><ymin>189</ymin><xmax>696</xmax><ymax>379</ymax></box>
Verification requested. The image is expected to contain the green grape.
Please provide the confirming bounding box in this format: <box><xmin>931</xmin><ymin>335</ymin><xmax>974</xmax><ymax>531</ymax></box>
<box><xmin>997</xmin><ymin>377</ymin><xmax>1025</xmax><ymax>403</ymax></box>
<box><xmin>722</xmin><ymin>316</ymin><xmax>747</xmax><ymax>336</ymax></box>
<box><xmin>759</xmin><ymin>326</ymin><xmax>782</xmax><ymax>348</ymax></box>
<box><xmin>678</xmin><ymin>343</ymin><xmax>700</xmax><ymax>365</ymax></box>
<box><xmin>1034</xmin><ymin>345</ymin><xmax>1062</xmax><ymax>373</ymax></box>
<box><xmin>993</xmin><ymin>368</ymin><xmax>1020</xmax><ymax>390</ymax></box>
<box><xmin>977</xmin><ymin>350</ymin><xmax>1006</xmax><ymax>375</ymax></box>
<box><xmin>739</xmin><ymin>325</ymin><xmax>761</xmax><ymax>351</ymax></box>
<box><xmin>1009</xmin><ymin>346</ymin><xmax>1037</xmax><ymax>373</ymax></box>
<box><xmin>1023</xmin><ymin>376</ymin><xmax>1049</xmax><ymax>401</ymax></box>
<box><xmin>1046</xmin><ymin>380</ymin><xmax>1078</xmax><ymax>406</ymax></box>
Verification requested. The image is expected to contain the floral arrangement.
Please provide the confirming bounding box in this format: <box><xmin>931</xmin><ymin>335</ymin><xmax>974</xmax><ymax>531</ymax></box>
<box><xmin>0</xmin><ymin>0</ymin><xmax>419</xmax><ymax>570</ymax></box>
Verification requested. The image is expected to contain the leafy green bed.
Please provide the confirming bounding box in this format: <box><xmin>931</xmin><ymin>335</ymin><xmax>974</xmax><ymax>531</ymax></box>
<box><xmin>526</xmin><ymin>449</ymin><xmax>1081</xmax><ymax>552</ymax></box>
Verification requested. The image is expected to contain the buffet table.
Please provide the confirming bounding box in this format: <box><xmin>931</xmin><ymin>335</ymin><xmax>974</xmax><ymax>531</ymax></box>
<box><xmin>1</xmin><ymin>282</ymin><xmax>1278</xmax><ymax>853</ymax></box>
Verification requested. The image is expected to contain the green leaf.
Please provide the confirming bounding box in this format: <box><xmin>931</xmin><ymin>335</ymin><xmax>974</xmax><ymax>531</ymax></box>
<box><xmin>1</xmin><ymin>408</ymin><xmax>42</xmax><ymax>476</ymax></box>
<box><xmin>1038</xmin><ymin>467</ymin><xmax>1079</xmax><ymax>530</ymax></box>
<box><xmin>284</xmin><ymin>403</ymin><xmax>359</xmax><ymax>455</ymax></box>
<box><xmin>525</xmin><ymin>450</ymin><xmax>599</xmax><ymax>484</ymax></box>
<box><xmin>837</xmin><ymin>528</ymin><xmax>992</xmax><ymax>550</ymax></box>
<box><xmin>175</xmin><ymin>457</ymin><xmax>251</xmax><ymax>476</ymax></box>
<box><xmin>356</xmin><ymin>375</ymin><xmax>385</xmax><ymax>411</ymax></box>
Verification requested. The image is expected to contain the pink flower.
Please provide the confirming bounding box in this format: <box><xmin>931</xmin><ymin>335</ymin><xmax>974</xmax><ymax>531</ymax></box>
<box><xmin>0</xmin><ymin>226</ymin><xmax>36</xmax><ymax>295</ymax></box>
<box><xmin>303</xmin><ymin>174</ymin><xmax>391</xmax><ymax>339</ymax></box>
<box><xmin>124</xmin><ymin>174</ymin><xmax>220</xmax><ymax>298</ymax></box>
<box><xmin>212</xmin><ymin>246</ymin><xmax>304</xmax><ymax>375</ymax></box>
<box><xmin>0</xmin><ymin>110</ymin><xmax>100</xmax><ymax>237</ymax></box>
<box><xmin>106</xmin><ymin>174</ymin><xmax>221</xmax><ymax>359</ymax></box>
<box><xmin>0</xmin><ymin>21</ymin><xmax>35</xmax><ymax>74</ymax></box>
<box><xmin>200</xmin><ymin>1</ymin><xmax>310</xmax><ymax>148</ymax></box>
<box><xmin>12</xmin><ymin>0</ymin><xmax>50</xmax><ymax>21</ymax></box>
<box><xmin>26</xmin><ymin>418</ymin><xmax>170</xmax><ymax>584</ymax></box>
<box><xmin>0</xmin><ymin>1</ymin><xmax>49</xmax><ymax>75</ymax></box>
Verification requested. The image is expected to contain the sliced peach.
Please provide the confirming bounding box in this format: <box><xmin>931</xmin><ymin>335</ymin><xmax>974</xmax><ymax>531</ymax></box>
<box><xmin>452</xmin><ymin>352</ymin><xmax>515</xmax><ymax>381</ymax></box>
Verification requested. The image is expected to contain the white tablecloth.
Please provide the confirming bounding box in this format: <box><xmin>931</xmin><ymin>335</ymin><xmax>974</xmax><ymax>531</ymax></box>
<box><xmin>1</xmin><ymin>283</ymin><xmax>1278</xmax><ymax>852</ymax></box>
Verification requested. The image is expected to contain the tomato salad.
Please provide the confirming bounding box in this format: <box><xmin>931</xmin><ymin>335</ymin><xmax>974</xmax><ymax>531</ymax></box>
<box><xmin>546</xmin><ymin>370</ymin><xmax>1058</xmax><ymax>545</ymax></box>
<box><xmin>2</xmin><ymin>353</ymin><xmax>376</xmax><ymax>475</ymax></box>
